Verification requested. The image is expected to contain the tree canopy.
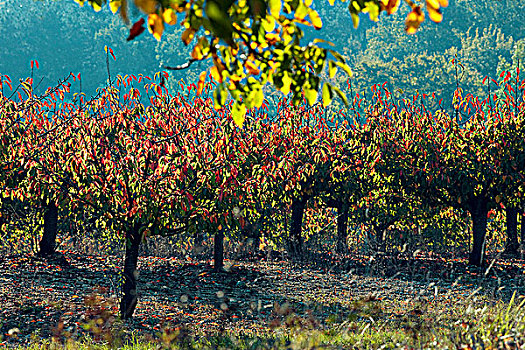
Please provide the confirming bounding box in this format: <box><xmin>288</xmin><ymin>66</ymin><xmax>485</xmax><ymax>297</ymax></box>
<box><xmin>73</xmin><ymin>0</ymin><xmax>448</xmax><ymax>125</ymax></box>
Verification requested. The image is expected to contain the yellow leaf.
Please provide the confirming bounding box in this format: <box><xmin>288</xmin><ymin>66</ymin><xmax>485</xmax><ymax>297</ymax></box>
<box><xmin>295</xmin><ymin>2</ymin><xmax>308</xmax><ymax>20</ymax></box>
<box><xmin>350</xmin><ymin>12</ymin><xmax>360</xmax><ymax>28</ymax></box>
<box><xmin>365</xmin><ymin>2</ymin><xmax>380</xmax><ymax>21</ymax></box>
<box><xmin>74</xmin><ymin>0</ymin><xmax>86</xmax><ymax>7</ymax></box>
<box><xmin>181</xmin><ymin>27</ymin><xmax>196</xmax><ymax>45</ymax></box>
<box><xmin>232</xmin><ymin>102</ymin><xmax>246</xmax><ymax>128</ymax></box>
<box><xmin>89</xmin><ymin>1</ymin><xmax>102</xmax><ymax>12</ymax></box>
<box><xmin>210</xmin><ymin>65</ymin><xmax>223</xmax><ymax>83</ymax></box>
<box><xmin>162</xmin><ymin>8</ymin><xmax>177</xmax><ymax>25</ymax></box>
<box><xmin>191</xmin><ymin>44</ymin><xmax>204</xmax><ymax>60</ymax></box>
<box><xmin>197</xmin><ymin>71</ymin><xmax>206</xmax><ymax>95</ymax></box>
<box><xmin>280</xmin><ymin>71</ymin><xmax>291</xmax><ymax>95</ymax></box>
<box><xmin>438</xmin><ymin>0</ymin><xmax>448</xmax><ymax>6</ymax></box>
<box><xmin>230</xmin><ymin>74</ymin><xmax>242</xmax><ymax>82</ymax></box>
<box><xmin>245</xmin><ymin>60</ymin><xmax>260</xmax><ymax>75</ymax></box>
<box><xmin>405</xmin><ymin>7</ymin><xmax>424</xmax><ymax>34</ymax></box>
<box><xmin>134</xmin><ymin>0</ymin><xmax>157</xmax><ymax>14</ymax></box>
<box><xmin>109</xmin><ymin>0</ymin><xmax>121</xmax><ymax>14</ymax></box>
<box><xmin>265</xmin><ymin>32</ymin><xmax>280</xmax><ymax>44</ymax></box>
<box><xmin>312</xmin><ymin>38</ymin><xmax>335</xmax><ymax>46</ymax></box>
<box><xmin>382</xmin><ymin>0</ymin><xmax>400</xmax><ymax>14</ymax></box>
<box><xmin>304</xmin><ymin>88</ymin><xmax>317</xmax><ymax>105</ymax></box>
<box><xmin>427</xmin><ymin>6</ymin><xmax>442</xmax><ymax>23</ymax></box>
<box><xmin>148</xmin><ymin>14</ymin><xmax>164</xmax><ymax>41</ymax></box>
<box><xmin>333</xmin><ymin>84</ymin><xmax>348</xmax><ymax>105</ymax></box>
<box><xmin>426</xmin><ymin>0</ymin><xmax>440</xmax><ymax>9</ymax></box>
<box><xmin>309</xmin><ymin>10</ymin><xmax>322</xmax><ymax>29</ymax></box>
<box><xmin>262</xmin><ymin>16</ymin><xmax>275</xmax><ymax>32</ymax></box>
<box><xmin>254</xmin><ymin>89</ymin><xmax>264</xmax><ymax>108</ymax></box>
<box><xmin>335</xmin><ymin>61</ymin><xmax>352</xmax><ymax>77</ymax></box>
<box><xmin>322</xmin><ymin>83</ymin><xmax>332</xmax><ymax>107</ymax></box>
<box><xmin>328</xmin><ymin>61</ymin><xmax>337</xmax><ymax>78</ymax></box>
<box><xmin>328</xmin><ymin>0</ymin><xmax>335</xmax><ymax>4</ymax></box>
<box><xmin>269</xmin><ymin>0</ymin><xmax>281</xmax><ymax>17</ymax></box>
<box><xmin>213</xmin><ymin>86</ymin><xmax>229</xmax><ymax>109</ymax></box>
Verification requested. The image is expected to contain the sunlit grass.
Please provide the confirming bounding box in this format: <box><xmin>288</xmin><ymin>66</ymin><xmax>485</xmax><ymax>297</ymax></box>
<box><xmin>2</xmin><ymin>292</ymin><xmax>524</xmax><ymax>349</ymax></box>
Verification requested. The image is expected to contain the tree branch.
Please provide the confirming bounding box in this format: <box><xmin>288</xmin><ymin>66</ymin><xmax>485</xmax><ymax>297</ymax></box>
<box><xmin>163</xmin><ymin>58</ymin><xmax>201</xmax><ymax>71</ymax></box>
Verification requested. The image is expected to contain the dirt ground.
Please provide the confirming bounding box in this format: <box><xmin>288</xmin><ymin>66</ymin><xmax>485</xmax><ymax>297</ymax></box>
<box><xmin>1</xmin><ymin>250</ymin><xmax>525</xmax><ymax>346</ymax></box>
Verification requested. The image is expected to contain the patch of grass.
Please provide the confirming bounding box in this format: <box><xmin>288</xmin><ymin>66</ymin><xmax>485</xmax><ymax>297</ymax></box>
<box><xmin>2</xmin><ymin>292</ymin><xmax>525</xmax><ymax>349</ymax></box>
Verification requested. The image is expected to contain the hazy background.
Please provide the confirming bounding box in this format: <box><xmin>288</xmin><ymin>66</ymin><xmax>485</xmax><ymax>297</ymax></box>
<box><xmin>1</xmin><ymin>0</ymin><xmax>524</xmax><ymax>105</ymax></box>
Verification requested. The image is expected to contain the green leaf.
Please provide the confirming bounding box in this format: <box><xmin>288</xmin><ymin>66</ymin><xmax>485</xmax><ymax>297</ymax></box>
<box><xmin>205</xmin><ymin>0</ymin><xmax>233</xmax><ymax>40</ymax></box>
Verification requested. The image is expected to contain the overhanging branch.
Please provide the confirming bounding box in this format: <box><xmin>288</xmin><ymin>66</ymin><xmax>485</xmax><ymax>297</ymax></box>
<box><xmin>163</xmin><ymin>58</ymin><xmax>200</xmax><ymax>71</ymax></box>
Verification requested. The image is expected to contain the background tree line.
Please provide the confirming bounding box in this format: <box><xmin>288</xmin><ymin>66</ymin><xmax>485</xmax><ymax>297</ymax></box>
<box><xmin>1</xmin><ymin>0</ymin><xmax>524</xmax><ymax>106</ymax></box>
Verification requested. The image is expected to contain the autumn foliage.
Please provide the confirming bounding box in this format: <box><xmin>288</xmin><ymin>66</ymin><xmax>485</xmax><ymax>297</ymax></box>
<box><xmin>1</xmin><ymin>63</ymin><xmax>524</xmax><ymax>318</ymax></box>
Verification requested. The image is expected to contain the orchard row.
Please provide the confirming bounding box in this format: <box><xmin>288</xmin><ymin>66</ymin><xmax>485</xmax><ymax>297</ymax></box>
<box><xmin>0</xmin><ymin>68</ymin><xmax>524</xmax><ymax>319</ymax></box>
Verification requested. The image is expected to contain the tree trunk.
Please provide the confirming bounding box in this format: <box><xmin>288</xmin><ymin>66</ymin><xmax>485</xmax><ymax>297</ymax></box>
<box><xmin>468</xmin><ymin>197</ymin><xmax>488</xmax><ymax>266</ymax></box>
<box><xmin>376</xmin><ymin>224</ymin><xmax>388</xmax><ymax>253</ymax></box>
<box><xmin>0</xmin><ymin>204</ymin><xmax>6</xmax><ymax>240</ymax></box>
<box><xmin>241</xmin><ymin>222</ymin><xmax>260</xmax><ymax>254</ymax></box>
<box><xmin>120</xmin><ymin>223</ymin><xmax>142</xmax><ymax>320</ymax></box>
<box><xmin>194</xmin><ymin>230</ymin><xmax>204</xmax><ymax>247</ymax></box>
<box><xmin>521</xmin><ymin>209</ymin><xmax>525</xmax><ymax>252</ymax></box>
<box><xmin>336</xmin><ymin>203</ymin><xmax>349</xmax><ymax>254</ymax></box>
<box><xmin>504</xmin><ymin>206</ymin><xmax>519</xmax><ymax>256</ymax></box>
<box><xmin>288</xmin><ymin>196</ymin><xmax>307</xmax><ymax>259</ymax></box>
<box><xmin>251</xmin><ymin>227</ymin><xmax>261</xmax><ymax>254</ymax></box>
<box><xmin>213</xmin><ymin>229</ymin><xmax>224</xmax><ymax>272</ymax></box>
<box><xmin>37</xmin><ymin>201</ymin><xmax>58</xmax><ymax>258</ymax></box>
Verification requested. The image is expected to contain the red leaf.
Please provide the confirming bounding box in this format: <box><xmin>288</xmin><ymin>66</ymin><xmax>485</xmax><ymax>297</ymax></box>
<box><xmin>127</xmin><ymin>18</ymin><xmax>146</xmax><ymax>41</ymax></box>
<box><xmin>109</xmin><ymin>47</ymin><xmax>116</xmax><ymax>61</ymax></box>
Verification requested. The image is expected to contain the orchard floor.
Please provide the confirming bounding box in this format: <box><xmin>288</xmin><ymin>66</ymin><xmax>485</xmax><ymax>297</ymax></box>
<box><xmin>1</xmin><ymin>249</ymin><xmax>525</xmax><ymax>348</ymax></box>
